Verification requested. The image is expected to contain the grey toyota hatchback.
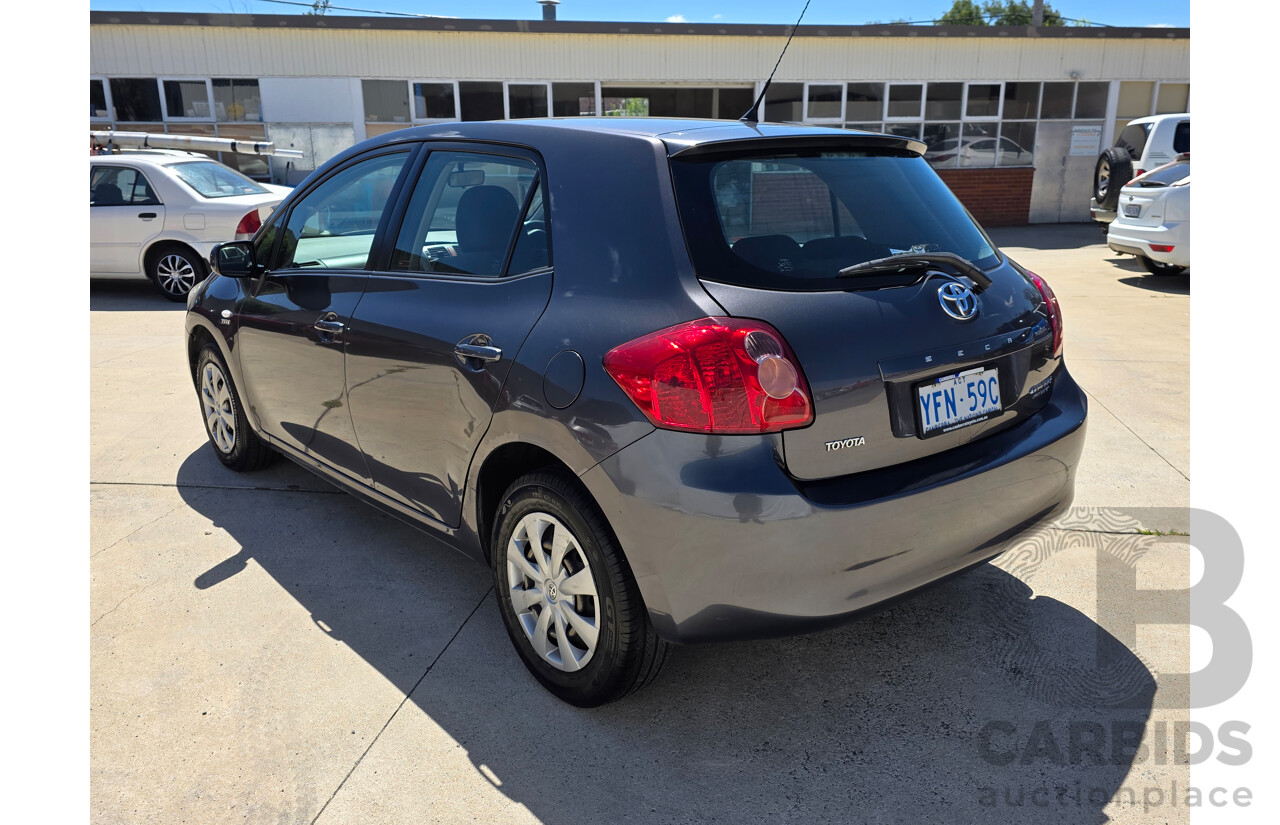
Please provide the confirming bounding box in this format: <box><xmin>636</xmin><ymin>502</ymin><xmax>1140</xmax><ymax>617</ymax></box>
<box><xmin>187</xmin><ymin>118</ymin><xmax>1086</xmax><ymax>706</ymax></box>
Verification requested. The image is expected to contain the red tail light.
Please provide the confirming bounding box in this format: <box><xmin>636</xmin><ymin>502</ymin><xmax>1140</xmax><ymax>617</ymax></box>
<box><xmin>1027</xmin><ymin>271</ymin><xmax>1063</xmax><ymax>358</ymax></box>
<box><xmin>1150</xmin><ymin>244</ymin><xmax>1175</xmax><ymax>253</ymax></box>
<box><xmin>1131</xmin><ymin>168</ymin><xmax>1146</xmax><ymax>182</ymax></box>
<box><xmin>603</xmin><ymin>317</ymin><xmax>813</xmax><ymax>433</ymax></box>
<box><xmin>234</xmin><ymin>209</ymin><xmax>262</xmax><ymax>238</ymax></box>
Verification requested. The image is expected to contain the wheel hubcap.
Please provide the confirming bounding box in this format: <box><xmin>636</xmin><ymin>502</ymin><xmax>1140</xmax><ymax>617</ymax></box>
<box><xmin>157</xmin><ymin>254</ymin><xmax>196</xmax><ymax>296</ymax></box>
<box><xmin>1097</xmin><ymin>161</ymin><xmax>1110</xmax><ymax>195</ymax></box>
<box><xmin>505</xmin><ymin>513</ymin><xmax>600</xmax><ymax>672</ymax></box>
<box><xmin>200</xmin><ymin>362</ymin><xmax>236</xmax><ymax>454</ymax></box>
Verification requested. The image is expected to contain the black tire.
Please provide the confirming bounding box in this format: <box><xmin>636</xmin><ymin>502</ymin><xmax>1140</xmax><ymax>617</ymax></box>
<box><xmin>195</xmin><ymin>344</ymin><xmax>278</xmax><ymax>471</ymax></box>
<box><xmin>1140</xmin><ymin>256</ymin><xmax>1187</xmax><ymax>276</ymax></box>
<box><xmin>147</xmin><ymin>242</ymin><xmax>207</xmax><ymax>302</ymax></box>
<box><xmin>491</xmin><ymin>470</ymin><xmax>671</xmax><ymax>707</ymax></box>
<box><xmin>1094</xmin><ymin>147</ymin><xmax>1133</xmax><ymax>211</ymax></box>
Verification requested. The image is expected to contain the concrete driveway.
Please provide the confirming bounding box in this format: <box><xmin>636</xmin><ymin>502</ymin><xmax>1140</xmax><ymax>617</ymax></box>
<box><xmin>91</xmin><ymin>224</ymin><xmax>1190</xmax><ymax>824</ymax></box>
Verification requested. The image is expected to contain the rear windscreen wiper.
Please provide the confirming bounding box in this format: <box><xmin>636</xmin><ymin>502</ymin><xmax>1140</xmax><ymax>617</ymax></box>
<box><xmin>837</xmin><ymin>252</ymin><xmax>993</xmax><ymax>291</ymax></box>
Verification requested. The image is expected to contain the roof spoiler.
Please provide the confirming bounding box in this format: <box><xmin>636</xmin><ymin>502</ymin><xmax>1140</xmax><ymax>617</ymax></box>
<box><xmin>90</xmin><ymin>130</ymin><xmax>304</xmax><ymax>158</ymax></box>
<box><xmin>666</xmin><ymin>132</ymin><xmax>927</xmax><ymax>159</ymax></box>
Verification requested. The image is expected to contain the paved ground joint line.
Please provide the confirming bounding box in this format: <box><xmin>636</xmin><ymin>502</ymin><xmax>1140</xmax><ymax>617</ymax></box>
<box><xmin>309</xmin><ymin>586</ymin><xmax>495</xmax><ymax>825</ymax></box>
<box><xmin>1082</xmin><ymin>388</ymin><xmax>1190</xmax><ymax>483</ymax></box>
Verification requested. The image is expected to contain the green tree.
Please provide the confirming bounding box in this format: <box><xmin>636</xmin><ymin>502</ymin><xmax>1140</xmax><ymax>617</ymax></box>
<box><xmin>936</xmin><ymin>1</ymin><xmax>1066</xmax><ymax>26</ymax></box>
<box><xmin>938</xmin><ymin>1</ymin><xmax>988</xmax><ymax>25</ymax></box>
<box><xmin>305</xmin><ymin>1</ymin><xmax>332</xmax><ymax>15</ymax></box>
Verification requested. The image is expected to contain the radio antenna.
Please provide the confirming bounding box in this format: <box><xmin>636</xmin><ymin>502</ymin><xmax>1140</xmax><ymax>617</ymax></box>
<box><xmin>740</xmin><ymin>0</ymin><xmax>813</xmax><ymax>124</ymax></box>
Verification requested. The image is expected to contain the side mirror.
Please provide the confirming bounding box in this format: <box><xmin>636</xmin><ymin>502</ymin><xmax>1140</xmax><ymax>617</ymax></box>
<box><xmin>211</xmin><ymin>241</ymin><xmax>259</xmax><ymax>278</ymax></box>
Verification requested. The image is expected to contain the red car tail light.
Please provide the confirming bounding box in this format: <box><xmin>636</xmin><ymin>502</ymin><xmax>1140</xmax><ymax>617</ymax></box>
<box><xmin>1150</xmin><ymin>244</ymin><xmax>1175</xmax><ymax>253</ymax></box>
<box><xmin>1027</xmin><ymin>271</ymin><xmax>1063</xmax><ymax>358</ymax></box>
<box><xmin>234</xmin><ymin>209</ymin><xmax>262</xmax><ymax>239</ymax></box>
<box><xmin>603</xmin><ymin>317</ymin><xmax>813</xmax><ymax>433</ymax></box>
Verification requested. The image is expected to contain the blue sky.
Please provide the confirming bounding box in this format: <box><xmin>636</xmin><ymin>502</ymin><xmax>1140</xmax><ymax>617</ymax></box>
<box><xmin>88</xmin><ymin>1</ymin><xmax>1191</xmax><ymax>29</ymax></box>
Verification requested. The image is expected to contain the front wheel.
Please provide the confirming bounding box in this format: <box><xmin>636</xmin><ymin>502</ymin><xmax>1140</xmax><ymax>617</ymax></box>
<box><xmin>195</xmin><ymin>344</ymin><xmax>277</xmax><ymax>471</ymax></box>
<box><xmin>1141</xmin><ymin>256</ymin><xmax>1187</xmax><ymax>276</ymax></box>
<box><xmin>491</xmin><ymin>471</ymin><xmax>670</xmax><ymax>706</ymax></box>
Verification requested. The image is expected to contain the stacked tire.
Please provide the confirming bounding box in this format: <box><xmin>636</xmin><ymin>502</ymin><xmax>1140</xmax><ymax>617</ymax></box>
<box><xmin>1093</xmin><ymin>147</ymin><xmax>1133</xmax><ymax>212</ymax></box>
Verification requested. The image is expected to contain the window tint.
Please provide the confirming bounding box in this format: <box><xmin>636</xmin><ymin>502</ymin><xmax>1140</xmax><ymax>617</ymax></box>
<box><xmin>671</xmin><ymin>151</ymin><xmax>998</xmax><ymax>292</ymax></box>
<box><xmin>390</xmin><ymin>152</ymin><xmax>540</xmax><ymax>277</ymax></box>
<box><xmin>90</xmin><ymin>165</ymin><xmax>161</xmax><ymax>206</ymax></box>
<box><xmin>168</xmin><ymin>161</ymin><xmax>268</xmax><ymax>198</ymax></box>
<box><xmin>278</xmin><ymin>152</ymin><xmax>409</xmax><ymax>270</ymax></box>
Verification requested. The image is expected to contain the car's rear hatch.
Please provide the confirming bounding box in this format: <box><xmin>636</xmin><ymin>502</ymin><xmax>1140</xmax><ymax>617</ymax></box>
<box><xmin>668</xmin><ymin>137</ymin><xmax>1061</xmax><ymax>480</ymax></box>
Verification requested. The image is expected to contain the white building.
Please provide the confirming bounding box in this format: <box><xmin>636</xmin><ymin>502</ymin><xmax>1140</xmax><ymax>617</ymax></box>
<box><xmin>89</xmin><ymin>9</ymin><xmax>1189</xmax><ymax>224</ymax></box>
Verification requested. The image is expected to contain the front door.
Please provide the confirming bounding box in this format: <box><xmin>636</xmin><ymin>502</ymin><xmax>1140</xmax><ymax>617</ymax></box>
<box><xmin>344</xmin><ymin>148</ymin><xmax>552</xmax><ymax>527</ymax></box>
<box><xmin>235</xmin><ymin>148</ymin><xmax>414</xmax><ymax>485</ymax></box>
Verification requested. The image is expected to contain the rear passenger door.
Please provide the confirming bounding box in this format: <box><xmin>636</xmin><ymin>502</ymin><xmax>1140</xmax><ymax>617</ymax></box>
<box><xmin>344</xmin><ymin>147</ymin><xmax>552</xmax><ymax>528</ymax></box>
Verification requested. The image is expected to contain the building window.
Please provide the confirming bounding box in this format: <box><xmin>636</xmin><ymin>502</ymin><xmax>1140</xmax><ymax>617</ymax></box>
<box><xmin>459</xmin><ymin>81</ymin><xmax>505</xmax><ymax>121</ymax></box>
<box><xmin>212</xmin><ymin>79</ymin><xmax>262</xmax><ymax>122</ymax></box>
<box><xmin>845</xmin><ymin>83</ymin><xmax>883</xmax><ymax>124</ymax></box>
<box><xmin>887</xmin><ymin>84</ymin><xmax>923</xmax><ymax>119</ymax></box>
<box><xmin>1002</xmin><ymin>83</ymin><xmax>1040</xmax><ymax>120</ymax></box>
<box><xmin>763</xmin><ymin>83</ymin><xmax>803</xmax><ymax>122</ymax></box>
<box><xmin>553</xmin><ymin>82</ymin><xmax>597</xmax><ymax>116</ymax></box>
<box><xmin>1155</xmin><ymin>82</ymin><xmax>1189</xmax><ymax>114</ymax></box>
<box><xmin>91</xmin><ymin>79</ymin><xmax>110</xmax><ymax>120</ymax></box>
<box><xmin>163</xmin><ymin>79</ymin><xmax>212</xmax><ymax>119</ymax></box>
<box><xmin>362</xmin><ymin>79</ymin><xmax>411</xmax><ymax>124</ymax></box>
<box><xmin>507</xmin><ymin>83</ymin><xmax>550</xmax><ymax>119</ymax></box>
<box><xmin>965</xmin><ymin>84</ymin><xmax>1002</xmax><ymax>119</ymax></box>
<box><xmin>109</xmin><ymin>78</ymin><xmax>163</xmax><ymax>122</ymax></box>
<box><xmin>805</xmin><ymin>84</ymin><xmax>843</xmax><ymax>121</ymax></box>
<box><xmin>1074</xmin><ymin>82</ymin><xmax>1108</xmax><ymax>119</ymax></box>
<box><xmin>925</xmin><ymin>83</ymin><xmax>962</xmax><ymax>120</ymax></box>
<box><xmin>414</xmin><ymin>82</ymin><xmax>458</xmax><ymax>120</ymax></box>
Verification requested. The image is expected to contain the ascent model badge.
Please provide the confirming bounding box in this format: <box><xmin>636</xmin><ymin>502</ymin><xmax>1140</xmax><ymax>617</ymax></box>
<box><xmin>938</xmin><ymin>281</ymin><xmax>979</xmax><ymax>321</ymax></box>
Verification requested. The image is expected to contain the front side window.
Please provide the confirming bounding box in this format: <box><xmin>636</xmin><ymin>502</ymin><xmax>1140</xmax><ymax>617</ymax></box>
<box><xmin>91</xmin><ymin>165</ymin><xmax>162</xmax><ymax>206</ymax></box>
<box><xmin>168</xmin><ymin>161</ymin><xmax>268</xmax><ymax>198</ymax></box>
<box><xmin>390</xmin><ymin>151</ymin><xmax>542</xmax><ymax>277</ymax></box>
<box><xmin>278</xmin><ymin>152</ymin><xmax>410</xmax><ymax>270</ymax></box>
<box><xmin>671</xmin><ymin>150</ymin><xmax>998</xmax><ymax>292</ymax></box>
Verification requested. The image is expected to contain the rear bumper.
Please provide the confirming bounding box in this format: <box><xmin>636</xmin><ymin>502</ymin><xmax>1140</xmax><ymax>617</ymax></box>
<box><xmin>580</xmin><ymin>368</ymin><xmax>1087</xmax><ymax>644</ymax></box>
<box><xmin>1107</xmin><ymin>222</ymin><xmax>1190</xmax><ymax>267</ymax></box>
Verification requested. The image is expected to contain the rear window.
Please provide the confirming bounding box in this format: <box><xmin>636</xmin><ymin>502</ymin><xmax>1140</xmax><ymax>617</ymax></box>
<box><xmin>1116</xmin><ymin>123</ymin><xmax>1151</xmax><ymax>159</ymax></box>
<box><xmin>670</xmin><ymin>150</ymin><xmax>999</xmax><ymax>291</ymax></box>
<box><xmin>1134</xmin><ymin>161</ymin><xmax>1190</xmax><ymax>187</ymax></box>
<box><xmin>1173</xmin><ymin>121</ymin><xmax>1190</xmax><ymax>154</ymax></box>
<box><xmin>168</xmin><ymin>160</ymin><xmax>269</xmax><ymax>198</ymax></box>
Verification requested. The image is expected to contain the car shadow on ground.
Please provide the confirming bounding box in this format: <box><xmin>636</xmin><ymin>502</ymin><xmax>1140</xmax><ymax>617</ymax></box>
<box><xmin>91</xmin><ymin>280</ymin><xmax>189</xmax><ymax>311</ymax></box>
<box><xmin>176</xmin><ymin>448</ymin><xmax>1156</xmax><ymax>824</ymax></box>
<box><xmin>1105</xmin><ymin>256</ymin><xmax>1191</xmax><ymax>295</ymax></box>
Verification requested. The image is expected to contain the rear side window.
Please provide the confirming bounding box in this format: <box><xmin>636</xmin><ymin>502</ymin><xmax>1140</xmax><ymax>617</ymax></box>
<box><xmin>671</xmin><ymin>151</ymin><xmax>998</xmax><ymax>291</ymax></box>
<box><xmin>1173</xmin><ymin>121</ymin><xmax>1190</xmax><ymax>154</ymax></box>
<box><xmin>168</xmin><ymin>161</ymin><xmax>268</xmax><ymax>198</ymax></box>
<box><xmin>389</xmin><ymin>151</ymin><xmax>543</xmax><ymax>277</ymax></box>
<box><xmin>1116</xmin><ymin>123</ymin><xmax>1151</xmax><ymax>159</ymax></box>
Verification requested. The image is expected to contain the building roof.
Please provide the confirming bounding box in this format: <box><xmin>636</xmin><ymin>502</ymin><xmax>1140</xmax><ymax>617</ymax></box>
<box><xmin>89</xmin><ymin>11</ymin><xmax>1189</xmax><ymax>40</ymax></box>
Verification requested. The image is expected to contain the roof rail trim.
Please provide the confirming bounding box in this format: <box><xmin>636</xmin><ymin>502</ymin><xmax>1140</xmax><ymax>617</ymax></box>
<box><xmin>666</xmin><ymin>133</ymin><xmax>927</xmax><ymax>158</ymax></box>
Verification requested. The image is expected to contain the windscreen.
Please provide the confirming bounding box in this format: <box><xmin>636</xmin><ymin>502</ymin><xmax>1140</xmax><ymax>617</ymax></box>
<box><xmin>169</xmin><ymin>161</ymin><xmax>269</xmax><ymax>198</ymax></box>
<box><xmin>670</xmin><ymin>150</ymin><xmax>999</xmax><ymax>291</ymax></box>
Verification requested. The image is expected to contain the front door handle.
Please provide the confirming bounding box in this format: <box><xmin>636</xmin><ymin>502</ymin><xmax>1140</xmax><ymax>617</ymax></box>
<box><xmin>138</xmin><ymin>212</ymin><xmax>157</xmax><ymax>219</ymax></box>
<box><xmin>454</xmin><ymin>334</ymin><xmax>502</xmax><ymax>366</ymax></box>
<box><xmin>314</xmin><ymin>313</ymin><xmax>345</xmax><ymax>342</ymax></box>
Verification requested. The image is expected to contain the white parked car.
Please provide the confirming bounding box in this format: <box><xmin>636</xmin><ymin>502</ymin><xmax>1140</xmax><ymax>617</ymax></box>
<box><xmin>1091</xmin><ymin>113</ymin><xmax>1190</xmax><ymax>225</ymax></box>
<box><xmin>1106</xmin><ymin>154</ymin><xmax>1189</xmax><ymax>275</ymax></box>
<box><xmin>90</xmin><ymin>151</ymin><xmax>290</xmax><ymax>300</ymax></box>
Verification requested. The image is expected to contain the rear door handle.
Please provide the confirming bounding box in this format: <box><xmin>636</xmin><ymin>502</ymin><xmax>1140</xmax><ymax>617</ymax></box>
<box><xmin>138</xmin><ymin>212</ymin><xmax>157</xmax><ymax>219</ymax></box>
<box><xmin>454</xmin><ymin>334</ymin><xmax>502</xmax><ymax>366</ymax></box>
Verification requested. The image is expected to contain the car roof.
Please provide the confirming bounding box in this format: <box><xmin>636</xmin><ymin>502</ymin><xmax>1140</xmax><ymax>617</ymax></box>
<box><xmin>1129</xmin><ymin>112</ymin><xmax>1190</xmax><ymax>125</ymax></box>
<box><xmin>374</xmin><ymin>117</ymin><xmax>927</xmax><ymax>157</ymax></box>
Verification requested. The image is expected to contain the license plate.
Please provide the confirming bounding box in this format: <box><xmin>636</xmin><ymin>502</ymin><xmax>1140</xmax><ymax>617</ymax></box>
<box><xmin>917</xmin><ymin>367</ymin><xmax>1002</xmax><ymax>436</ymax></box>
<box><xmin>1123</xmin><ymin>204</ymin><xmax>1141</xmax><ymax>217</ymax></box>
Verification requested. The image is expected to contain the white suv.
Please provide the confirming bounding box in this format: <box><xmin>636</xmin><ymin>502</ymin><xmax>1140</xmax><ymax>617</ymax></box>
<box><xmin>1090</xmin><ymin>113</ymin><xmax>1190</xmax><ymax>225</ymax></box>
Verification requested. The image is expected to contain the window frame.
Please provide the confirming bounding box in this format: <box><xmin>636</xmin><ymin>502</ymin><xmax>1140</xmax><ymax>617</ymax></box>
<box><xmin>962</xmin><ymin>82</ymin><xmax>1004</xmax><ymax>121</ymax></box>
<box><xmin>802</xmin><ymin>82</ymin><xmax>845</xmax><ymax>123</ymax></box>
<box><xmin>412</xmin><ymin>80</ymin><xmax>461</xmax><ymax>123</ymax></box>
<box><xmin>884</xmin><ymin>83</ymin><xmax>924</xmax><ymax>122</ymax></box>
<box><xmin>159</xmin><ymin>77</ymin><xmax>215</xmax><ymax>122</ymax></box>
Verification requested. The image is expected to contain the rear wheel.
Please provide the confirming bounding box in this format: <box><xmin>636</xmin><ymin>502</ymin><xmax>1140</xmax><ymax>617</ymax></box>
<box><xmin>148</xmin><ymin>243</ymin><xmax>207</xmax><ymax>302</ymax></box>
<box><xmin>1141</xmin><ymin>256</ymin><xmax>1187</xmax><ymax>276</ymax></box>
<box><xmin>196</xmin><ymin>344</ymin><xmax>277</xmax><ymax>471</ymax></box>
<box><xmin>491</xmin><ymin>470</ymin><xmax>670</xmax><ymax>706</ymax></box>
<box><xmin>1094</xmin><ymin>147</ymin><xmax>1133</xmax><ymax>211</ymax></box>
